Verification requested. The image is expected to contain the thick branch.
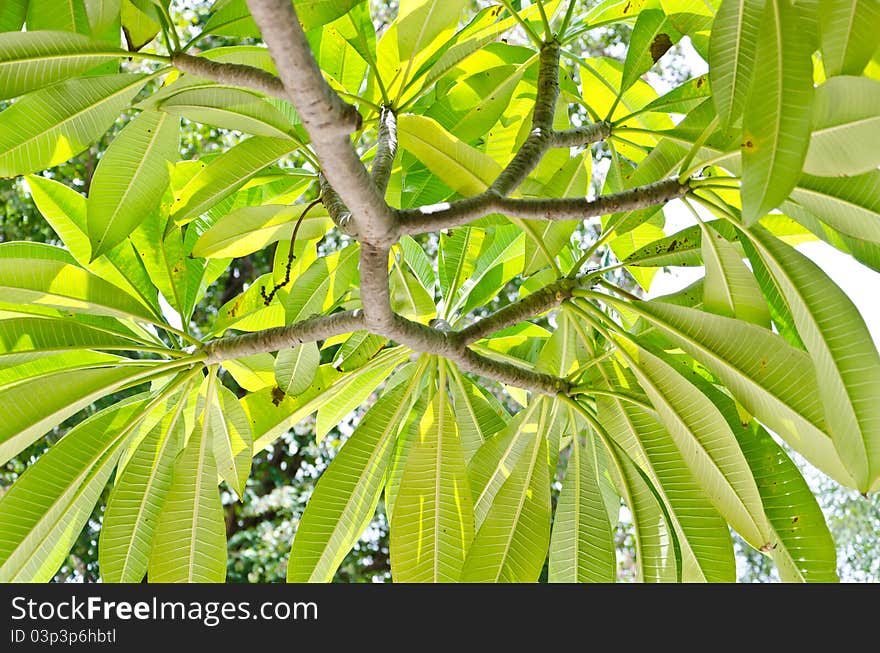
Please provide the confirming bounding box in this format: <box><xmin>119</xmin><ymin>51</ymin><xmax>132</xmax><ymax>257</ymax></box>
<box><xmin>171</xmin><ymin>53</ymin><xmax>287</xmax><ymax>100</ymax></box>
<box><xmin>496</xmin><ymin>178</ymin><xmax>689</xmax><ymax>220</ymax></box>
<box><xmin>246</xmin><ymin>0</ymin><xmax>396</xmax><ymax>246</ymax></box>
<box><xmin>202</xmin><ymin>311</ymin><xmax>364</xmax><ymax>365</ymax></box>
<box><xmin>398</xmin><ymin>177</ymin><xmax>689</xmax><ymax>234</ymax></box>
<box><xmin>457</xmin><ymin>277</ymin><xmax>578</xmax><ymax>344</ymax></box>
<box><xmin>551</xmin><ymin>120</ymin><xmax>612</xmax><ymax>148</ymax></box>
<box><xmin>371</xmin><ymin>107</ymin><xmax>397</xmax><ymax>197</ymax></box>
<box><xmin>490</xmin><ymin>40</ymin><xmax>560</xmax><ymax>196</ymax></box>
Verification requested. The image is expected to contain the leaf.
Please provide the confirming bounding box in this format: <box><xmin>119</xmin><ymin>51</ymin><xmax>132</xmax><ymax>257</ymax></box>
<box><xmin>0</xmin><ymin>397</ymin><xmax>147</xmax><ymax>582</ymax></box>
<box><xmin>447</xmin><ymin>362</ymin><xmax>507</xmax><ymax>463</ymax></box>
<box><xmin>0</xmin><ymin>31</ymin><xmax>127</xmax><ymax>100</ymax></box>
<box><xmin>275</xmin><ymin>342</ymin><xmax>320</xmax><ymax>398</ymax></box>
<box><xmin>748</xmin><ymin>225</ymin><xmax>880</xmax><ymax>492</ymax></box>
<box><xmin>820</xmin><ymin>0</ymin><xmax>879</xmax><ymax>77</ymax></box>
<box><xmin>203</xmin><ymin>0</ymin><xmax>364</xmax><ymax>36</ymax></box>
<box><xmin>148</xmin><ymin>404</ymin><xmax>227</xmax><ymax>583</ymax></box>
<box><xmin>621</xmin><ymin>9</ymin><xmax>680</xmax><ymax>92</ymax></box>
<box><xmin>597</xmin><ymin>387</ymin><xmax>735</xmax><ymax>582</ymax></box>
<box><xmin>331</xmin><ymin>331</ymin><xmax>388</xmax><ymax>372</ymax></box>
<box><xmin>548</xmin><ymin>434</ymin><xmax>616</xmax><ymax>583</ymax></box>
<box><xmin>207</xmin><ymin>378</ymin><xmax>253</xmax><ymax>496</ymax></box>
<box><xmin>0</xmin><ymin>73</ymin><xmax>149</xmax><ymax>177</ymax></box>
<box><xmin>390</xmin><ymin>386</ymin><xmax>474</xmax><ymax>583</ymax></box>
<box><xmin>157</xmin><ymin>87</ymin><xmax>296</xmax><ymax>138</ymax></box>
<box><xmin>788</xmin><ymin>171</ymin><xmax>880</xmax><ymax>245</ymax></box>
<box><xmin>314</xmin><ymin>344</ymin><xmax>403</xmax><ymax>441</ymax></box>
<box><xmin>287</xmin><ymin>371</ymin><xmax>422</xmax><ymax>582</ymax></box>
<box><xmin>0</xmin><ymin>256</ymin><xmax>155</xmax><ymax>322</ymax></box>
<box><xmin>804</xmin><ymin>76</ymin><xmax>880</xmax><ymax>177</ymax></box>
<box><xmin>100</xmin><ymin>389</ymin><xmax>193</xmax><ymax>583</ymax></box>
<box><xmin>740</xmin><ymin>0</ymin><xmax>814</xmax><ymax>224</ymax></box>
<box><xmin>738</xmin><ymin>421</ymin><xmax>838</xmax><ymax>582</ymax></box>
<box><xmin>0</xmin><ymin>316</ymin><xmax>149</xmax><ymax>361</ymax></box>
<box><xmin>620</xmin><ymin>298</ymin><xmax>857</xmax><ymax>488</ymax></box>
<box><xmin>122</xmin><ymin>0</ymin><xmax>161</xmax><ymax>50</ymax></box>
<box><xmin>27</xmin><ymin>175</ymin><xmax>162</xmax><ymax>315</ymax></box>
<box><xmin>0</xmin><ymin>0</ymin><xmax>27</xmax><ymax>32</ymax></box>
<box><xmin>27</xmin><ymin>0</ymin><xmax>90</xmax><ymax>33</ymax></box>
<box><xmin>708</xmin><ymin>0</ymin><xmax>764</xmax><ymax>127</ymax></box>
<box><xmin>192</xmin><ymin>200</ymin><xmax>327</xmax><ymax>258</ymax></box>
<box><xmin>0</xmin><ymin>362</ymin><xmax>168</xmax><ymax>466</ymax></box>
<box><xmin>397</xmin><ymin>114</ymin><xmax>501</xmax><ymax>196</ymax></box>
<box><xmin>700</xmin><ymin>221</ymin><xmax>771</xmax><ymax>326</ymax></box>
<box><xmin>222</xmin><ymin>353</ymin><xmax>276</xmax><ymax>391</ymax></box>
<box><xmin>615</xmin><ymin>337</ymin><xmax>772</xmax><ymax>548</ymax></box>
<box><xmin>171</xmin><ymin>136</ymin><xmax>300</xmax><ymax>225</ymax></box>
<box><xmin>461</xmin><ymin>404</ymin><xmax>551</xmax><ymax>582</ymax></box>
<box><xmin>87</xmin><ymin>110</ymin><xmax>179</xmax><ymax>258</ymax></box>
<box><xmin>284</xmin><ymin>244</ymin><xmax>360</xmax><ymax>325</ymax></box>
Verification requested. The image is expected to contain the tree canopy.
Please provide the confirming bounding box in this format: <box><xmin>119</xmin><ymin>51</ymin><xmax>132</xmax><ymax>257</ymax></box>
<box><xmin>0</xmin><ymin>0</ymin><xmax>879</xmax><ymax>583</ymax></box>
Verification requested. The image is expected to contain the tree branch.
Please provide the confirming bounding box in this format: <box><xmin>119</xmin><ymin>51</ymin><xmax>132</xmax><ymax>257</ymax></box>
<box><xmin>245</xmin><ymin>0</ymin><xmax>396</xmax><ymax>246</ymax></box>
<box><xmin>551</xmin><ymin>120</ymin><xmax>612</xmax><ymax>148</ymax></box>
<box><xmin>371</xmin><ymin>107</ymin><xmax>397</xmax><ymax>197</ymax></box>
<box><xmin>202</xmin><ymin>310</ymin><xmax>365</xmax><ymax>365</ymax></box>
<box><xmin>397</xmin><ymin>177</ymin><xmax>689</xmax><ymax>234</ymax></box>
<box><xmin>490</xmin><ymin>40</ymin><xmax>560</xmax><ymax>196</ymax></box>
<box><xmin>457</xmin><ymin>277</ymin><xmax>578</xmax><ymax>344</ymax></box>
<box><xmin>171</xmin><ymin>53</ymin><xmax>287</xmax><ymax>100</ymax></box>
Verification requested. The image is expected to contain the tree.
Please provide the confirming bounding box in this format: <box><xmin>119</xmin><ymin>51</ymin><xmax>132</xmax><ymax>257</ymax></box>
<box><xmin>0</xmin><ymin>0</ymin><xmax>878</xmax><ymax>584</ymax></box>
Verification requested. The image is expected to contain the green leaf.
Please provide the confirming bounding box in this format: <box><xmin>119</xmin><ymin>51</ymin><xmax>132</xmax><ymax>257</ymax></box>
<box><xmin>122</xmin><ymin>0</ymin><xmax>161</xmax><ymax>50</ymax></box>
<box><xmin>614</xmin><ymin>336</ymin><xmax>772</xmax><ymax>548</ymax></box>
<box><xmin>700</xmin><ymin>221</ymin><xmax>771</xmax><ymax>326</ymax></box>
<box><xmin>206</xmin><ymin>376</ymin><xmax>253</xmax><ymax>496</ymax></box>
<box><xmin>0</xmin><ymin>0</ymin><xmax>27</xmax><ymax>32</ymax></box>
<box><xmin>0</xmin><ymin>256</ymin><xmax>156</xmax><ymax>322</ymax></box>
<box><xmin>222</xmin><ymin>353</ymin><xmax>276</xmax><ymax>391</ymax></box>
<box><xmin>148</xmin><ymin>402</ymin><xmax>227</xmax><ymax>583</ymax></box>
<box><xmin>819</xmin><ymin>0</ymin><xmax>879</xmax><ymax>76</ymax></box>
<box><xmin>397</xmin><ymin>114</ymin><xmax>501</xmax><ymax>196</ymax></box>
<box><xmin>287</xmin><ymin>370</ymin><xmax>422</xmax><ymax>582</ymax></box>
<box><xmin>100</xmin><ymin>389</ymin><xmax>193</xmax><ymax>583</ymax></box>
<box><xmin>0</xmin><ymin>31</ymin><xmax>127</xmax><ymax>100</ymax></box>
<box><xmin>28</xmin><ymin>175</ymin><xmax>162</xmax><ymax>316</ymax></box>
<box><xmin>284</xmin><ymin>244</ymin><xmax>360</xmax><ymax>325</ymax></box>
<box><xmin>192</xmin><ymin>200</ymin><xmax>328</xmax><ymax>259</ymax></box>
<box><xmin>203</xmin><ymin>0</ymin><xmax>364</xmax><ymax>36</ymax></box>
<box><xmin>748</xmin><ymin>225</ymin><xmax>880</xmax><ymax>492</ymax></box>
<box><xmin>804</xmin><ymin>76</ymin><xmax>880</xmax><ymax>177</ymax></box>
<box><xmin>461</xmin><ymin>403</ymin><xmax>551</xmax><ymax>582</ymax></box>
<box><xmin>331</xmin><ymin>331</ymin><xmax>388</xmax><ymax>373</ymax></box>
<box><xmin>27</xmin><ymin>0</ymin><xmax>90</xmax><ymax>33</ymax></box>
<box><xmin>621</xmin><ymin>9</ymin><xmax>680</xmax><ymax>93</ymax></box>
<box><xmin>171</xmin><ymin>136</ymin><xmax>300</xmax><ymax>225</ymax></box>
<box><xmin>390</xmin><ymin>386</ymin><xmax>474</xmax><ymax>582</ymax></box>
<box><xmin>157</xmin><ymin>87</ymin><xmax>296</xmax><ymax>138</ymax></box>
<box><xmin>597</xmin><ymin>387</ymin><xmax>735</xmax><ymax>582</ymax></box>
<box><xmin>740</xmin><ymin>0</ymin><xmax>814</xmax><ymax>224</ymax></box>
<box><xmin>708</xmin><ymin>0</ymin><xmax>763</xmax><ymax>127</ymax></box>
<box><xmin>275</xmin><ymin>342</ymin><xmax>320</xmax><ymax>398</ymax></box>
<box><xmin>0</xmin><ymin>316</ymin><xmax>150</xmax><ymax>362</ymax></box>
<box><xmin>447</xmin><ymin>362</ymin><xmax>507</xmax><ymax>463</ymax></box>
<box><xmin>0</xmin><ymin>396</ymin><xmax>148</xmax><ymax>582</ymax></box>
<box><xmin>87</xmin><ymin>110</ymin><xmax>179</xmax><ymax>258</ymax></box>
<box><xmin>788</xmin><ymin>171</ymin><xmax>880</xmax><ymax>245</ymax></box>
<box><xmin>548</xmin><ymin>434</ymin><xmax>616</xmax><ymax>583</ymax></box>
<box><xmin>619</xmin><ymin>298</ymin><xmax>856</xmax><ymax>488</ymax></box>
<box><xmin>0</xmin><ymin>73</ymin><xmax>149</xmax><ymax>177</ymax></box>
<box><xmin>0</xmin><ymin>362</ymin><xmax>171</xmax><ymax>466</ymax></box>
<box><xmin>738</xmin><ymin>421</ymin><xmax>838</xmax><ymax>582</ymax></box>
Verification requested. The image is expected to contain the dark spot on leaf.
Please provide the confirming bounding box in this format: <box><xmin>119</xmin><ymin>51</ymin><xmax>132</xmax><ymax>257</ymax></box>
<box><xmin>696</xmin><ymin>76</ymin><xmax>706</xmax><ymax>88</ymax></box>
<box><xmin>742</xmin><ymin>140</ymin><xmax>754</xmax><ymax>149</ymax></box>
<box><xmin>271</xmin><ymin>386</ymin><xmax>285</xmax><ymax>406</ymax></box>
<box><xmin>792</xmin><ymin>516</ymin><xmax>799</xmax><ymax>523</ymax></box>
<box><xmin>623</xmin><ymin>1</ymin><xmax>632</xmax><ymax>13</ymax></box>
<box><xmin>650</xmin><ymin>34</ymin><xmax>673</xmax><ymax>63</ymax></box>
